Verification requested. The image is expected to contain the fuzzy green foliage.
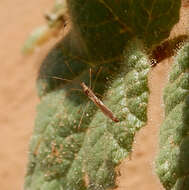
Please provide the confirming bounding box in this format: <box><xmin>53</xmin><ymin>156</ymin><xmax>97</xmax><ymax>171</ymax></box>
<box><xmin>68</xmin><ymin>0</ymin><xmax>181</xmax><ymax>62</ymax></box>
<box><xmin>24</xmin><ymin>0</ymin><xmax>182</xmax><ymax>189</ymax></box>
<box><xmin>156</xmin><ymin>42</ymin><xmax>189</xmax><ymax>190</ymax></box>
<box><xmin>24</xmin><ymin>40</ymin><xmax>150</xmax><ymax>190</ymax></box>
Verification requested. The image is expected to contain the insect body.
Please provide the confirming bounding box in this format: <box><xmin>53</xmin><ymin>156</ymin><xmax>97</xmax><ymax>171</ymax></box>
<box><xmin>81</xmin><ymin>82</ymin><xmax>119</xmax><ymax>122</ymax></box>
<box><xmin>52</xmin><ymin>67</ymin><xmax>119</xmax><ymax>125</ymax></box>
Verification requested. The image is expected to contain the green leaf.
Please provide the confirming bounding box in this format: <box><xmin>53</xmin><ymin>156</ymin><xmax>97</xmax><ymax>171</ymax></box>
<box><xmin>67</xmin><ymin>0</ymin><xmax>181</xmax><ymax>62</ymax></box>
<box><xmin>24</xmin><ymin>39</ymin><xmax>150</xmax><ymax>190</ymax></box>
<box><xmin>155</xmin><ymin>42</ymin><xmax>189</xmax><ymax>190</ymax></box>
<box><xmin>24</xmin><ymin>0</ymin><xmax>182</xmax><ymax>189</ymax></box>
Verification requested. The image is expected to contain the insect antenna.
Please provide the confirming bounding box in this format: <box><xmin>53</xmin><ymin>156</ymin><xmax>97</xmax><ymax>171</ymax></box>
<box><xmin>52</xmin><ymin>76</ymin><xmax>72</xmax><ymax>83</ymax></box>
<box><xmin>52</xmin><ymin>76</ymin><xmax>83</xmax><ymax>93</ymax></box>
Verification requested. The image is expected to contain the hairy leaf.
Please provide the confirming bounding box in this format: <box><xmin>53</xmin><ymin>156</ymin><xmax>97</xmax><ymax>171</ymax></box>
<box><xmin>24</xmin><ymin>0</ymin><xmax>182</xmax><ymax>189</ymax></box>
<box><xmin>67</xmin><ymin>0</ymin><xmax>181</xmax><ymax>62</ymax></box>
<box><xmin>156</xmin><ymin>42</ymin><xmax>189</xmax><ymax>190</ymax></box>
<box><xmin>24</xmin><ymin>40</ymin><xmax>150</xmax><ymax>190</ymax></box>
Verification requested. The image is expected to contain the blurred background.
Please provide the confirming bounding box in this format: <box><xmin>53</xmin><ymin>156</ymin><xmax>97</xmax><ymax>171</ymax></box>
<box><xmin>0</xmin><ymin>1</ymin><xmax>54</xmax><ymax>189</ymax></box>
<box><xmin>0</xmin><ymin>1</ymin><xmax>188</xmax><ymax>190</ymax></box>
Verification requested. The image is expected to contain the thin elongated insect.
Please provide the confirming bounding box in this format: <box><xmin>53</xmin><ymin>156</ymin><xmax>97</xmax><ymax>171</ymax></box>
<box><xmin>81</xmin><ymin>82</ymin><xmax>119</xmax><ymax>122</ymax></box>
<box><xmin>53</xmin><ymin>74</ymin><xmax>119</xmax><ymax>123</ymax></box>
<box><xmin>53</xmin><ymin>76</ymin><xmax>119</xmax><ymax>123</ymax></box>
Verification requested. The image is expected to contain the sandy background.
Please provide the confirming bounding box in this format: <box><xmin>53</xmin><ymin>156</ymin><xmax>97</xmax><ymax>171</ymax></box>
<box><xmin>0</xmin><ymin>1</ymin><xmax>188</xmax><ymax>190</ymax></box>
